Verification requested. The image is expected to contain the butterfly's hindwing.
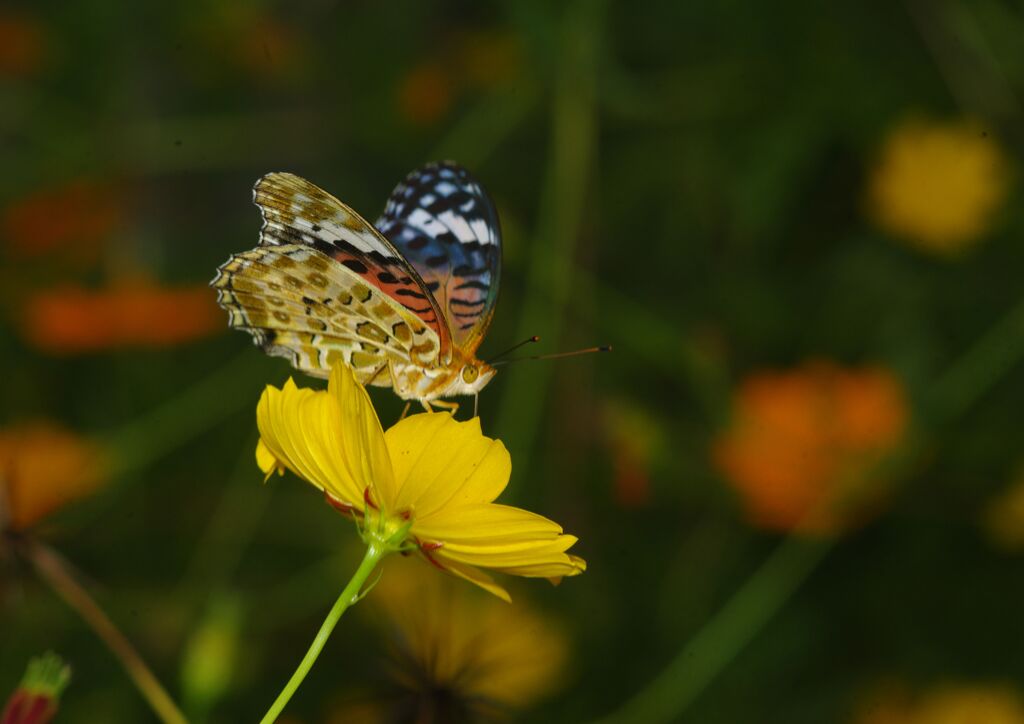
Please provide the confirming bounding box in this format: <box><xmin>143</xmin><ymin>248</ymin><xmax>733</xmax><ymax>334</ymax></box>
<box><xmin>375</xmin><ymin>162</ymin><xmax>501</xmax><ymax>354</ymax></box>
<box><xmin>254</xmin><ymin>172</ymin><xmax>452</xmax><ymax>359</ymax></box>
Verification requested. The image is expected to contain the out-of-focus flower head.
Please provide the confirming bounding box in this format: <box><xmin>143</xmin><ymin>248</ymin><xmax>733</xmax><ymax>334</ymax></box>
<box><xmin>397</xmin><ymin>62</ymin><xmax>454</xmax><ymax>126</ymax></box>
<box><xmin>22</xmin><ymin>281</ymin><xmax>223</xmax><ymax>353</ymax></box>
<box><xmin>2</xmin><ymin>181</ymin><xmax>122</xmax><ymax>261</ymax></box>
<box><xmin>189</xmin><ymin>6</ymin><xmax>305</xmax><ymax>84</ymax></box>
<box><xmin>867</xmin><ymin>117</ymin><xmax>1010</xmax><ymax>256</ymax></box>
<box><xmin>602</xmin><ymin>398</ymin><xmax>664</xmax><ymax>508</ymax></box>
<box><xmin>853</xmin><ymin>683</ymin><xmax>1024</xmax><ymax>724</ymax></box>
<box><xmin>454</xmin><ymin>30</ymin><xmax>521</xmax><ymax>91</ymax></box>
<box><xmin>330</xmin><ymin>556</ymin><xmax>569</xmax><ymax>723</ymax></box>
<box><xmin>256</xmin><ymin>364</ymin><xmax>585</xmax><ymax>602</ymax></box>
<box><xmin>0</xmin><ymin>422</ymin><xmax>109</xmax><ymax>531</ymax></box>
<box><xmin>1</xmin><ymin>653</ymin><xmax>71</xmax><ymax>724</ymax></box>
<box><xmin>713</xmin><ymin>361</ymin><xmax>908</xmax><ymax>536</ymax></box>
<box><xmin>0</xmin><ymin>12</ymin><xmax>46</xmax><ymax>78</ymax></box>
<box><xmin>982</xmin><ymin>466</ymin><xmax>1024</xmax><ymax>552</ymax></box>
<box><xmin>396</xmin><ymin>29</ymin><xmax>521</xmax><ymax>126</ymax></box>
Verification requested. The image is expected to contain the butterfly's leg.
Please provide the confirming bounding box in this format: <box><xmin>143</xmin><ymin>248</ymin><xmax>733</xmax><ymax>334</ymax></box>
<box><xmin>366</xmin><ymin>363</ymin><xmax>388</xmax><ymax>385</ymax></box>
<box><xmin>420</xmin><ymin>400</ymin><xmax>434</xmax><ymax>413</ymax></box>
<box><xmin>430</xmin><ymin>399</ymin><xmax>460</xmax><ymax>416</ymax></box>
<box><xmin>399</xmin><ymin>401</ymin><xmax>411</xmax><ymax>420</ymax></box>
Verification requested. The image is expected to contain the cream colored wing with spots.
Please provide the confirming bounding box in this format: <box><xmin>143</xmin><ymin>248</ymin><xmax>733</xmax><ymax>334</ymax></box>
<box><xmin>211</xmin><ymin>244</ymin><xmax>441</xmax><ymax>385</ymax></box>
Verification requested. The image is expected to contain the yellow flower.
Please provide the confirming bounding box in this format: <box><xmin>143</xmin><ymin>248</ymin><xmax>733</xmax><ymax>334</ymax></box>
<box><xmin>983</xmin><ymin>466</ymin><xmax>1024</xmax><ymax>551</ymax></box>
<box><xmin>867</xmin><ymin>117</ymin><xmax>1010</xmax><ymax>255</ymax></box>
<box><xmin>329</xmin><ymin>556</ymin><xmax>569</xmax><ymax>722</ymax></box>
<box><xmin>255</xmin><ymin>363</ymin><xmax>585</xmax><ymax>602</ymax></box>
<box><xmin>914</xmin><ymin>685</ymin><xmax>1024</xmax><ymax>724</ymax></box>
<box><xmin>853</xmin><ymin>683</ymin><xmax>1024</xmax><ymax>724</ymax></box>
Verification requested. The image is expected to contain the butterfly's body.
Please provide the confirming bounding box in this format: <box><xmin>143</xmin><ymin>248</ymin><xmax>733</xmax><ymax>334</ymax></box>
<box><xmin>212</xmin><ymin>163</ymin><xmax>501</xmax><ymax>409</ymax></box>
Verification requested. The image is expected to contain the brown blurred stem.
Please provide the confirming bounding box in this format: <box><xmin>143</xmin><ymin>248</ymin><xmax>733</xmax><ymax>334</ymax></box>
<box><xmin>19</xmin><ymin>538</ymin><xmax>189</xmax><ymax>724</ymax></box>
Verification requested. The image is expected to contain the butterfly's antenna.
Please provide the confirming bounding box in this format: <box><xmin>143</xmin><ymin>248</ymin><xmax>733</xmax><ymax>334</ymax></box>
<box><xmin>486</xmin><ymin>335</ymin><xmax>541</xmax><ymax>364</ymax></box>
<box><xmin>491</xmin><ymin>345</ymin><xmax>612</xmax><ymax>367</ymax></box>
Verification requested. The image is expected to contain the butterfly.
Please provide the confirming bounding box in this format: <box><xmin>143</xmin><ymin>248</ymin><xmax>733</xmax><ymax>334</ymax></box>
<box><xmin>211</xmin><ymin>162</ymin><xmax>502</xmax><ymax>412</ymax></box>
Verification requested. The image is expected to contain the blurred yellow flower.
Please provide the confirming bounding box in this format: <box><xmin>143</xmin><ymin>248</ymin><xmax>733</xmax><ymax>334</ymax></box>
<box><xmin>854</xmin><ymin>683</ymin><xmax>1024</xmax><ymax>724</ymax></box>
<box><xmin>0</xmin><ymin>422</ymin><xmax>109</xmax><ymax>531</ymax></box>
<box><xmin>23</xmin><ymin>282</ymin><xmax>223</xmax><ymax>353</ymax></box>
<box><xmin>915</xmin><ymin>685</ymin><xmax>1024</xmax><ymax>724</ymax></box>
<box><xmin>867</xmin><ymin>117</ymin><xmax>1010</xmax><ymax>255</ymax></box>
<box><xmin>256</xmin><ymin>363</ymin><xmax>585</xmax><ymax>602</ymax></box>
<box><xmin>330</xmin><ymin>556</ymin><xmax>569</xmax><ymax>723</ymax></box>
<box><xmin>982</xmin><ymin>467</ymin><xmax>1024</xmax><ymax>551</ymax></box>
<box><xmin>713</xmin><ymin>362</ymin><xmax>908</xmax><ymax>535</ymax></box>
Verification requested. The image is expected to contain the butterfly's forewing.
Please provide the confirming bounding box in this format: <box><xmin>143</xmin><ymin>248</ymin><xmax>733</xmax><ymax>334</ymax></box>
<box><xmin>253</xmin><ymin>172</ymin><xmax>452</xmax><ymax>360</ymax></box>
<box><xmin>375</xmin><ymin>162</ymin><xmax>501</xmax><ymax>356</ymax></box>
<box><xmin>212</xmin><ymin>244</ymin><xmax>441</xmax><ymax>384</ymax></box>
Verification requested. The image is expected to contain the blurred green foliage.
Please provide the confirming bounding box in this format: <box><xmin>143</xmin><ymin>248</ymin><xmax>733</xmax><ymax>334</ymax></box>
<box><xmin>4</xmin><ymin>1</ymin><xmax>1024</xmax><ymax>723</ymax></box>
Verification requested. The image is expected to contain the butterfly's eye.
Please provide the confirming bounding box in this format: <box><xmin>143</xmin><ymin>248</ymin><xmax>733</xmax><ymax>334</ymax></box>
<box><xmin>461</xmin><ymin>365</ymin><xmax>479</xmax><ymax>384</ymax></box>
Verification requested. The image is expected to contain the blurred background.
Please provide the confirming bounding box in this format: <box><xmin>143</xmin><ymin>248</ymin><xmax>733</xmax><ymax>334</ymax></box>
<box><xmin>3</xmin><ymin>1</ymin><xmax>1024</xmax><ymax>722</ymax></box>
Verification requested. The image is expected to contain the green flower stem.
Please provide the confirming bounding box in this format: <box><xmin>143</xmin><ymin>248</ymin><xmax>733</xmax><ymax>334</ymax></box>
<box><xmin>259</xmin><ymin>542</ymin><xmax>386</xmax><ymax>724</ymax></box>
<box><xmin>22</xmin><ymin>540</ymin><xmax>188</xmax><ymax>724</ymax></box>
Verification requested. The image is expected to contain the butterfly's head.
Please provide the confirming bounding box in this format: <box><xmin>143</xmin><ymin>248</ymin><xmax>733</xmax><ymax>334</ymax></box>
<box><xmin>449</xmin><ymin>359</ymin><xmax>496</xmax><ymax>396</ymax></box>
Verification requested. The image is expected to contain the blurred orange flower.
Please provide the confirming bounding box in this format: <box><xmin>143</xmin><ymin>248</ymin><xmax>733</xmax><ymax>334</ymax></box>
<box><xmin>396</xmin><ymin>62</ymin><xmax>455</xmax><ymax>126</ymax></box>
<box><xmin>23</xmin><ymin>283</ymin><xmax>223</xmax><ymax>353</ymax></box>
<box><xmin>0</xmin><ymin>422</ymin><xmax>109</xmax><ymax>531</ymax></box>
<box><xmin>233</xmin><ymin>17</ymin><xmax>303</xmax><ymax>80</ymax></box>
<box><xmin>713</xmin><ymin>362</ymin><xmax>908</xmax><ymax>535</ymax></box>
<box><xmin>396</xmin><ymin>30</ymin><xmax>520</xmax><ymax>126</ymax></box>
<box><xmin>867</xmin><ymin>117</ymin><xmax>1010</xmax><ymax>256</ymax></box>
<box><xmin>603</xmin><ymin>399</ymin><xmax>664</xmax><ymax>507</ymax></box>
<box><xmin>854</xmin><ymin>683</ymin><xmax>1024</xmax><ymax>724</ymax></box>
<box><xmin>0</xmin><ymin>13</ymin><xmax>46</xmax><ymax>78</ymax></box>
<box><xmin>2</xmin><ymin>181</ymin><xmax>122</xmax><ymax>259</ymax></box>
<box><xmin>330</xmin><ymin>556</ymin><xmax>570</xmax><ymax>723</ymax></box>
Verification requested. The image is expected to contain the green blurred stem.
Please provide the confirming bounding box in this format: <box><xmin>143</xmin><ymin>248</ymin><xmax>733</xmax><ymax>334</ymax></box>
<box><xmin>259</xmin><ymin>543</ymin><xmax>385</xmax><ymax>724</ymax></box>
<box><xmin>22</xmin><ymin>539</ymin><xmax>189</xmax><ymax>724</ymax></box>
<box><xmin>593</xmin><ymin>537</ymin><xmax>831</xmax><ymax>724</ymax></box>
<box><xmin>930</xmin><ymin>293</ymin><xmax>1024</xmax><ymax>423</ymax></box>
<box><xmin>495</xmin><ymin>0</ymin><xmax>603</xmax><ymax>465</ymax></box>
<box><xmin>100</xmin><ymin>350</ymin><xmax>259</xmax><ymax>477</ymax></box>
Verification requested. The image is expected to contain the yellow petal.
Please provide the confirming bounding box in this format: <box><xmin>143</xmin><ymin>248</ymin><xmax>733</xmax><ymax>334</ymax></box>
<box><xmin>415</xmin><ymin>503</ymin><xmax>584</xmax><ymax>579</ymax></box>
<box><xmin>326</xmin><ymin>363</ymin><xmax>396</xmax><ymax>508</ymax></box>
<box><xmin>254</xmin><ymin>370</ymin><xmax>387</xmax><ymax>507</ymax></box>
<box><xmin>255</xmin><ymin>438</ymin><xmax>285</xmax><ymax>481</ymax></box>
<box><xmin>421</xmin><ymin>553</ymin><xmax>511</xmax><ymax>603</ymax></box>
<box><xmin>414</xmin><ymin>503</ymin><xmax>566</xmax><ymax>544</ymax></box>
<box><xmin>384</xmin><ymin>413</ymin><xmax>509</xmax><ymax>516</ymax></box>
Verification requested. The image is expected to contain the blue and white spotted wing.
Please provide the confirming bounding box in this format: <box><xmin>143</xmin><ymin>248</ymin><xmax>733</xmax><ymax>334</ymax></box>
<box><xmin>374</xmin><ymin>161</ymin><xmax>501</xmax><ymax>356</ymax></box>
